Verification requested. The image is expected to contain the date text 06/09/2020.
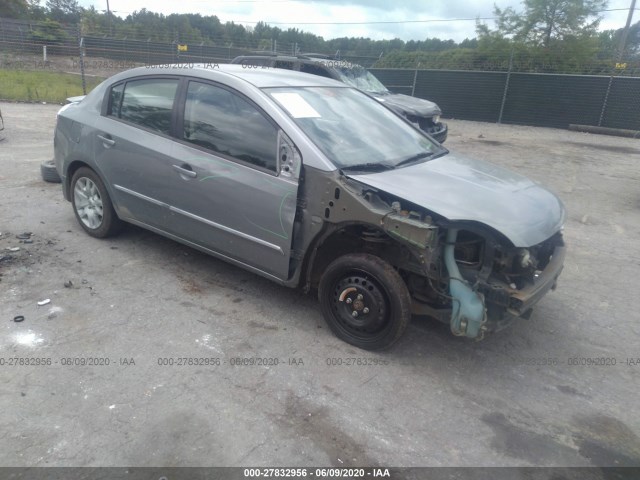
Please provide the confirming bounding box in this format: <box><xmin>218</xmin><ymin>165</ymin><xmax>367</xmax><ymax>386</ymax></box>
<box><xmin>243</xmin><ymin>468</ymin><xmax>391</xmax><ymax>478</ymax></box>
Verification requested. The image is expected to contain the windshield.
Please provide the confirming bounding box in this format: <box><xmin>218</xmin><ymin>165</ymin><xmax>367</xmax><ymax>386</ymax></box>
<box><xmin>334</xmin><ymin>66</ymin><xmax>388</xmax><ymax>94</ymax></box>
<box><xmin>265</xmin><ymin>86</ymin><xmax>444</xmax><ymax>171</ymax></box>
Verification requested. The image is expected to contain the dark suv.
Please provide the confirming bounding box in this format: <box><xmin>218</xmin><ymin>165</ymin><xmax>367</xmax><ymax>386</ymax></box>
<box><xmin>231</xmin><ymin>54</ymin><xmax>448</xmax><ymax>143</ymax></box>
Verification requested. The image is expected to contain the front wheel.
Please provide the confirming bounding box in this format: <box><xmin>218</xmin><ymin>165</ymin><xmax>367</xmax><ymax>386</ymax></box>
<box><xmin>71</xmin><ymin>167</ymin><xmax>122</xmax><ymax>238</ymax></box>
<box><xmin>318</xmin><ymin>253</ymin><xmax>411</xmax><ymax>350</ymax></box>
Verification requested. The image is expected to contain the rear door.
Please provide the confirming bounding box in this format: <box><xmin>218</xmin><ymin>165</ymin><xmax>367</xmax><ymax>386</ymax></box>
<box><xmin>165</xmin><ymin>80</ymin><xmax>301</xmax><ymax>280</ymax></box>
<box><xmin>93</xmin><ymin>76</ymin><xmax>180</xmax><ymax>230</ymax></box>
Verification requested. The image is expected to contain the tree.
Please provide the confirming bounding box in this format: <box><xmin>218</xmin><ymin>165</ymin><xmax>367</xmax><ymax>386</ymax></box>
<box><xmin>30</xmin><ymin>17</ymin><xmax>68</xmax><ymax>43</ymax></box>
<box><xmin>28</xmin><ymin>0</ymin><xmax>47</xmax><ymax>20</ymax></box>
<box><xmin>0</xmin><ymin>0</ymin><xmax>30</xmax><ymax>18</ymax></box>
<box><xmin>488</xmin><ymin>0</ymin><xmax>607</xmax><ymax>47</ymax></box>
<box><xmin>600</xmin><ymin>20</ymin><xmax>640</xmax><ymax>59</ymax></box>
<box><xmin>46</xmin><ymin>0</ymin><xmax>80</xmax><ymax>23</ymax></box>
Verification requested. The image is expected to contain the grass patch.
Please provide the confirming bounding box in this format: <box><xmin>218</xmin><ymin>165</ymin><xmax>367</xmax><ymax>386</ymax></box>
<box><xmin>0</xmin><ymin>69</ymin><xmax>104</xmax><ymax>103</ymax></box>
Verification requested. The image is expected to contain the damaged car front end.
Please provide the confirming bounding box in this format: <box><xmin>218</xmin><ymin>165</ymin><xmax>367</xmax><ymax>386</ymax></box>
<box><xmin>343</xmin><ymin>154</ymin><xmax>567</xmax><ymax>339</ymax></box>
<box><xmin>295</xmin><ymin>166</ymin><xmax>566</xmax><ymax>343</ymax></box>
<box><xmin>267</xmin><ymin>84</ymin><xmax>566</xmax><ymax>346</ymax></box>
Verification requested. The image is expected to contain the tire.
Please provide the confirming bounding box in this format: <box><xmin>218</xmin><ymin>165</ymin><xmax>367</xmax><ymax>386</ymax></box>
<box><xmin>318</xmin><ymin>253</ymin><xmax>411</xmax><ymax>350</ymax></box>
<box><xmin>41</xmin><ymin>159</ymin><xmax>61</xmax><ymax>183</ymax></box>
<box><xmin>70</xmin><ymin>167</ymin><xmax>122</xmax><ymax>238</ymax></box>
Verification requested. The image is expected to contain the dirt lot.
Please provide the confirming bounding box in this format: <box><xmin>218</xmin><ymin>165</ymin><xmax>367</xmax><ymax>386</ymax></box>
<box><xmin>1</xmin><ymin>102</ymin><xmax>639</xmax><ymax>469</ymax></box>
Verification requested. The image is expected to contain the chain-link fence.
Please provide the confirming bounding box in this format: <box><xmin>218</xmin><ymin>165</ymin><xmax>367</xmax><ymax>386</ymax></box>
<box><xmin>371</xmin><ymin>67</ymin><xmax>640</xmax><ymax>131</ymax></box>
<box><xmin>1</xmin><ymin>16</ymin><xmax>639</xmax><ymax>132</ymax></box>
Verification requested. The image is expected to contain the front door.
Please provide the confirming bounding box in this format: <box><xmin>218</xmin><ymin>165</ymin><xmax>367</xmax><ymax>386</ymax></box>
<box><xmin>165</xmin><ymin>80</ymin><xmax>300</xmax><ymax>280</ymax></box>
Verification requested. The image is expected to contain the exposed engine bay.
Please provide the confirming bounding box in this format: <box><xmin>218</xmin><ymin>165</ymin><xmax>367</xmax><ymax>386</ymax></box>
<box><xmin>378</xmin><ymin>198</ymin><xmax>565</xmax><ymax>339</ymax></box>
<box><xmin>301</xmin><ymin>171</ymin><xmax>566</xmax><ymax>341</ymax></box>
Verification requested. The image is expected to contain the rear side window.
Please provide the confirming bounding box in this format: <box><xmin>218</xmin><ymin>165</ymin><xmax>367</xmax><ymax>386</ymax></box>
<box><xmin>110</xmin><ymin>78</ymin><xmax>179</xmax><ymax>135</ymax></box>
<box><xmin>183</xmin><ymin>81</ymin><xmax>278</xmax><ymax>171</ymax></box>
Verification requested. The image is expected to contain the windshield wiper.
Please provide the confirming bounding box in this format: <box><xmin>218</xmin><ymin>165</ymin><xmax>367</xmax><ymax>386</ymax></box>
<box><xmin>395</xmin><ymin>151</ymin><xmax>444</xmax><ymax>168</ymax></box>
<box><xmin>340</xmin><ymin>162</ymin><xmax>395</xmax><ymax>173</ymax></box>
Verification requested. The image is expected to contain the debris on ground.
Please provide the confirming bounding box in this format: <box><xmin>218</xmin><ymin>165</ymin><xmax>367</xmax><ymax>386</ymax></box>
<box><xmin>6</xmin><ymin>247</ymin><xmax>20</xmax><ymax>252</ymax></box>
<box><xmin>64</xmin><ymin>280</ymin><xmax>73</xmax><ymax>288</ymax></box>
<box><xmin>37</xmin><ymin>299</ymin><xmax>51</xmax><ymax>306</ymax></box>
<box><xmin>13</xmin><ymin>316</ymin><xmax>25</xmax><ymax>323</ymax></box>
<box><xmin>47</xmin><ymin>306</ymin><xmax>63</xmax><ymax>320</ymax></box>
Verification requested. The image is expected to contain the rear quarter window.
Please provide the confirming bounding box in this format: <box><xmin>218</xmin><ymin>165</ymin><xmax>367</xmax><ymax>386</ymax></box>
<box><xmin>108</xmin><ymin>83</ymin><xmax>124</xmax><ymax>116</ymax></box>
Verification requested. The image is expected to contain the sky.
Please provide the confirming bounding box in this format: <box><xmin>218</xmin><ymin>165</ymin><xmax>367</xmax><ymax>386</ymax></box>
<box><xmin>78</xmin><ymin>0</ymin><xmax>637</xmax><ymax>43</ymax></box>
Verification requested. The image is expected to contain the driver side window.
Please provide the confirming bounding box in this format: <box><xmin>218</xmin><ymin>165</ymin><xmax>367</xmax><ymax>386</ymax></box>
<box><xmin>183</xmin><ymin>81</ymin><xmax>278</xmax><ymax>172</ymax></box>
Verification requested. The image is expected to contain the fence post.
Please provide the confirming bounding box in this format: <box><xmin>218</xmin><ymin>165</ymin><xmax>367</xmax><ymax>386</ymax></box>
<box><xmin>77</xmin><ymin>25</ymin><xmax>86</xmax><ymax>95</ymax></box>
<box><xmin>599</xmin><ymin>76</ymin><xmax>615</xmax><ymax>127</ymax></box>
<box><xmin>498</xmin><ymin>47</ymin><xmax>514</xmax><ymax>124</ymax></box>
<box><xmin>599</xmin><ymin>0</ymin><xmax>636</xmax><ymax>127</ymax></box>
<box><xmin>411</xmin><ymin>62</ymin><xmax>420</xmax><ymax>97</ymax></box>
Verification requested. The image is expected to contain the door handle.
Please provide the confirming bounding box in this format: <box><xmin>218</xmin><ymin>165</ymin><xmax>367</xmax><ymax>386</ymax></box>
<box><xmin>172</xmin><ymin>164</ymin><xmax>197</xmax><ymax>178</ymax></box>
<box><xmin>97</xmin><ymin>134</ymin><xmax>115</xmax><ymax>147</ymax></box>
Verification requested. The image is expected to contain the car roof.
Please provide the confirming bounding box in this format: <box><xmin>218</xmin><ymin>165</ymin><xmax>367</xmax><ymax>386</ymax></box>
<box><xmin>109</xmin><ymin>64</ymin><xmax>347</xmax><ymax>89</ymax></box>
<box><xmin>234</xmin><ymin>54</ymin><xmax>358</xmax><ymax>68</ymax></box>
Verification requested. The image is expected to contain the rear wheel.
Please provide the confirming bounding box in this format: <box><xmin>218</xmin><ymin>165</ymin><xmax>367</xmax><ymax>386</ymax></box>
<box><xmin>71</xmin><ymin>167</ymin><xmax>122</xmax><ymax>238</ymax></box>
<box><xmin>318</xmin><ymin>253</ymin><xmax>411</xmax><ymax>350</ymax></box>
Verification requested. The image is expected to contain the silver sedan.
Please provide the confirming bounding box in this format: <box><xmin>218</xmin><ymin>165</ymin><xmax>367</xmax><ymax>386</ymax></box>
<box><xmin>54</xmin><ymin>65</ymin><xmax>566</xmax><ymax>350</ymax></box>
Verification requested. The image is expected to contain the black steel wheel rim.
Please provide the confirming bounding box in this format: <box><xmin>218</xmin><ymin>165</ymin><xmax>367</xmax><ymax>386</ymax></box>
<box><xmin>329</xmin><ymin>270</ymin><xmax>391</xmax><ymax>339</ymax></box>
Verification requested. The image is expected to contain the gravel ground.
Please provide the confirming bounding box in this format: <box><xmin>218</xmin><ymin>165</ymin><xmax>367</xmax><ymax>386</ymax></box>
<box><xmin>0</xmin><ymin>102</ymin><xmax>639</xmax><ymax>470</ymax></box>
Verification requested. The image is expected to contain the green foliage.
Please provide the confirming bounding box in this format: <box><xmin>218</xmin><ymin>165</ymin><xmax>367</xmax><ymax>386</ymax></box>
<box><xmin>27</xmin><ymin>0</ymin><xmax>47</xmax><ymax>20</ymax></box>
<box><xmin>452</xmin><ymin>0</ymin><xmax>619</xmax><ymax>74</ymax></box>
<box><xmin>599</xmin><ymin>21</ymin><xmax>640</xmax><ymax>58</ymax></box>
<box><xmin>0</xmin><ymin>0</ymin><xmax>29</xmax><ymax>18</ymax></box>
<box><xmin>489</xmin><ymin>0</ymin><xmax>607</xmax><ymax>47</ymax></box>
<box><xmin>30</xmin><ymin>18</ymin><xmax>68</xmax><ymax>43</ymax></box>
<box><xmin>45</xmin><ymin>0</ymin><xmax>79</xmax><ymax>23</ymax></box>
<box><xmin>3</xmin><ymin>1</ymin><xmax>638</xmax><ymax>75</ymax></box>
<box><xmin>0</xmin><ymin>69</ymin><xmax>102</xmax><ymax>102</ymax></box>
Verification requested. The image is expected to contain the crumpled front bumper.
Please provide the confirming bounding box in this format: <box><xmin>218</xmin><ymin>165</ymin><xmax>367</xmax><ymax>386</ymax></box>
<box><xmin>482</xmin><ymin>243</ymin><xmax>567</xmax><ymax>333</ymax></box>
<box><xmin>508</xmin><ymin>244</ymin><xmax>566</xmax><ymax>316</ymax></box>
<box><xmin>426</xmin><ymin>122</ymin><xmax>448</xmax><ymax>144</ymax></box>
